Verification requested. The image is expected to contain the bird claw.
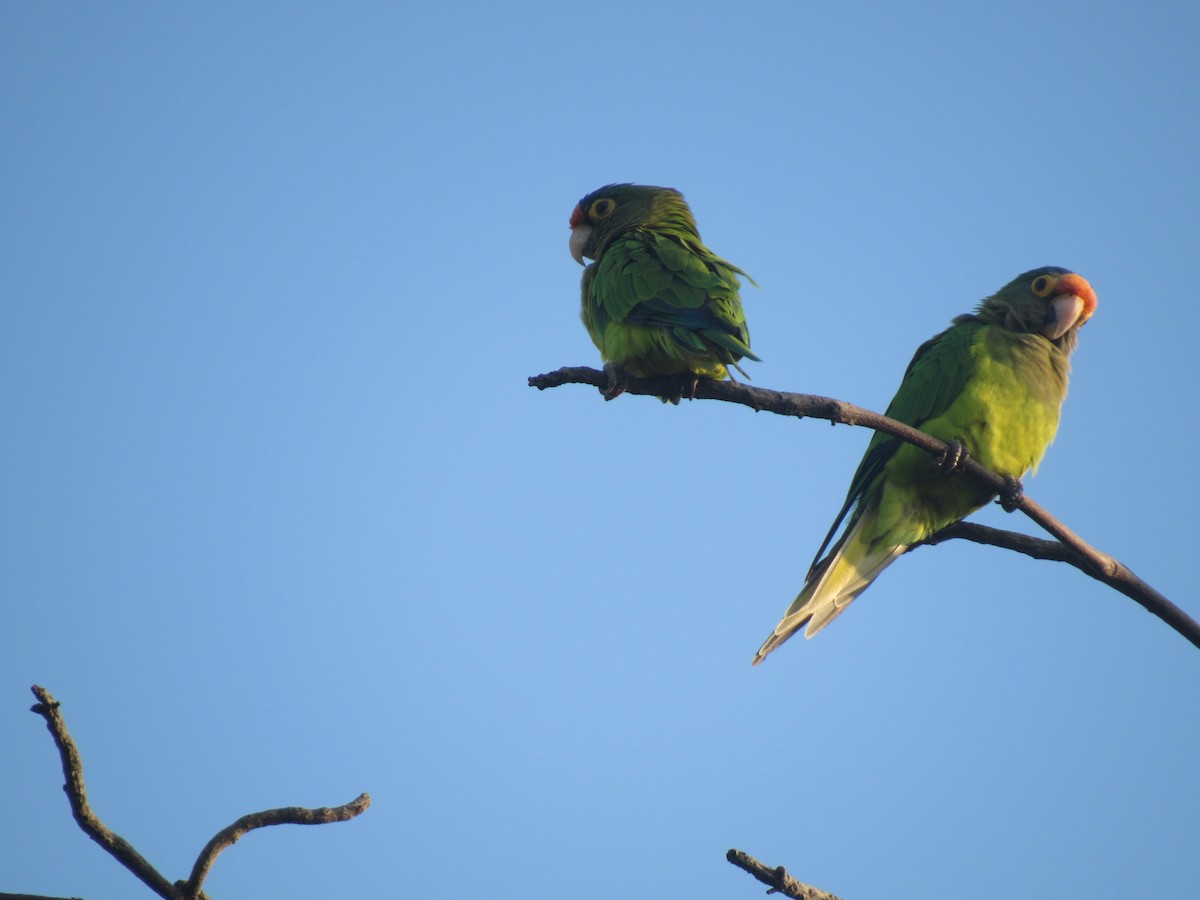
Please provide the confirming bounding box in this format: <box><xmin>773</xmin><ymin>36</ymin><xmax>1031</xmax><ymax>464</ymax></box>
<box><xmin>601</xmin><ymin>366</ymin><xmax>699</xmax><ymax>404</ymax></box>
<box><xmin>999</xmin><ymin>474</ymin><xmax>1025</xmax><ymax>512</ymax></box>
<box><xmin>659</xmin><ymin>374</ymin><xmax>699</xmax><ymax>405</ymax></box>
<box><xmin>932</xmin><ymin>438</ymin><xmax>969</xmax><ymax>475</ymax></box>
<box><xmin>601</xmin><ymin>363</ymin><xmax>628</xmax><ymax>401</ymax></box>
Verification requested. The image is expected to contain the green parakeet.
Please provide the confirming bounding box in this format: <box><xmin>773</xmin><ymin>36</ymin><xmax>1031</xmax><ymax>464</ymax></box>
<box><xmin>568</xmin><ymin>183</ymin><xmax>759</xmax><ymax>402</ymax></box>
<box><xmin>753</xmin><ymin>267</ymin><xmax>1097</xmax><ymax>664</ymax></box>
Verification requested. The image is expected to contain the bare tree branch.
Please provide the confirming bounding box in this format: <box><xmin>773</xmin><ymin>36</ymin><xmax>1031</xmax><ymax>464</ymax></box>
<box><xmin>529</xmin><ymin>366</ymin><xmax>1199</xmax><ymax>650</ymax></box>
<box><xmin>29</xmin><ymin>686</ymin><xmax>180</xmax><ymax>900</ymax></box>
<box><xmin>178</xmin><ymin>794</ymin><xmax>371</xmax><ymax>900</ymax></box>
<box><xmin>726</xmin><ymin>849</ymin><xmax>843</xmax><ymax>899</ymax></box>
<box><xmin>28</xmin><ymin>686</ymin><xmax>370</xmax><ymax>900</ymax></box>
<box><xmin>921</xmin><ymin>521</ymin><xmax>1073</xmax><ymax>563</ymax></box>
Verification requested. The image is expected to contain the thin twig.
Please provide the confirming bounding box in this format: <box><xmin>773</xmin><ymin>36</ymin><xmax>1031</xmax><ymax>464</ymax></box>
<box><xmin>178</xmin><ymin>794</ymin><xmax>371</xmax><ymax>900</ymax></box>
<box><xmin>726</xmin><ymin>849</ymin><xmax>843</xmax><ymax>899</ymax></box>
<box><xmin>529</xmin><ymin>366</ymin><xmax>1199</xmax><ymax>650</ymax></box>
<box><xmin>29</xmin><ymin>686</ymin><xmax>180</xmax><ymax>899</ymax></box>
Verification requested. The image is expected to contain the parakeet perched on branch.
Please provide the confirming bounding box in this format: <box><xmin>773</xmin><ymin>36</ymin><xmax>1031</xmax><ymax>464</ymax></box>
<box><xmin>753</xmin><ymin>267</ymin><xmax>1097</xmax><ymax>664</ymax></box>
<box><xmin>568</xmin><ymin>183</ymin><xmax>758</xmax><ymax>403</ymax></box>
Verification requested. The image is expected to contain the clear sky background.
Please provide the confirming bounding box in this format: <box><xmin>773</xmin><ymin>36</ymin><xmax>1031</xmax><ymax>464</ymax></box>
<box><xmin>3</xmin><ymin>3</ymin><xmax>1198</xmax><ymax>898</ymax></box>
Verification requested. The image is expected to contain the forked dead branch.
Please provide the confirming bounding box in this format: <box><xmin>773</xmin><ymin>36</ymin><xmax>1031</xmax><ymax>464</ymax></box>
<box><xmin>23</xmin><ymin>686</ymin><xmax>369</xmax><ymax>900</ymax></box>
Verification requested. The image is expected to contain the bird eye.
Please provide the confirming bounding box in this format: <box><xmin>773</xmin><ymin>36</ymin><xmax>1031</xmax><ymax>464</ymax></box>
<box><xmin>589</xmin><ymin>198</ymin><xmax>616</xmax><ymax>218</ymax></box>
<box><xmin>1030</xmin><ymin>274</ymin><xmax>1057</xmax><ymax>298</ymax></box>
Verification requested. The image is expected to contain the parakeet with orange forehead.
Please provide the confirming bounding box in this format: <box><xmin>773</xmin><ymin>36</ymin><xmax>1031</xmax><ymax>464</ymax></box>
<box><xmin>568</xmin><ymin>183</ymin><xmax>758</xmax><ymax>402</ymax></box>
<box><xmin>753</xmin><ymin>267</ymin><xmax>1098</xmax><ymax>664</ymax></box>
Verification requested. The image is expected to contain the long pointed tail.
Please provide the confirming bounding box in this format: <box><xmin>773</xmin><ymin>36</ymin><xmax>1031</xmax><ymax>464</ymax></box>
<box><xmin>752</xmin><ymin>513</ymin><xmax>904</xmax><ymax>665</ymax></box>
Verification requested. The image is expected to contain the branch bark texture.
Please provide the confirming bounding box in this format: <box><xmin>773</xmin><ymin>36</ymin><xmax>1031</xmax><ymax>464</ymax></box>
<box><xmin>29</xmin><ymin>686</ymin><xmax>180</xmax><ymax>899</ymax></box>
<box><xmin>180</xmin><ymin>794</ymin><xmax>371</xmax><ymax>899</ymax></box>
<box><xmin>529</xmin><ymin>366</ymin><xmax>1198</xmax><ymax>650</ymax></box>
<box><xmin>726</xmin><ymin>849</ymin><xmax>843</xmax><ymax>900</ymax></box>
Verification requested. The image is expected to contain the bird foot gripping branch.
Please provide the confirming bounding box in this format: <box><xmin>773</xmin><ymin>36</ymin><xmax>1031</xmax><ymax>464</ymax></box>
<box><xmin>658</xmin><ymin>372</ymin><xmax>702</xmax><ymax>405</ymax></box>
<box><xmin>931</xmin><ymin>437</ymin><xmax>970</xmax><ymax>475</ymax></box>
<box><xmin>999</xmin><ymin>474</ymin><xmax>1025</xmax><ymax>513</ymax></box>
<box><xmin>601</xmin><ymin>362</ymin><xmax>629</xmax><ymax>401</ymax></box>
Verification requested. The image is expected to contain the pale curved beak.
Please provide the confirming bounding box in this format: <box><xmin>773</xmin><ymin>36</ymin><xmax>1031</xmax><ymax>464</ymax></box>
<box><xmin>569</xmin><ymin>224</ymin><xmax>591</xmax><ymax>266</ymax></box>
<box><xmin>1042</xmin><ymin>294</ymin><xmax>1085</xmax><ymax>340</ymax></box>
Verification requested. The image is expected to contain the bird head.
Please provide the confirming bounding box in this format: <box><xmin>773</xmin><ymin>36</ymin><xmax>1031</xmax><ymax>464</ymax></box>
<box><xmin>568</xmin><ymin>183</ymin><xmax>695</xmax><ymax>266</ymax></box>
<box><xmin>980</xmin><ymin>267</ymin><xmax>1097</xmax><ymax>350</ymax></box>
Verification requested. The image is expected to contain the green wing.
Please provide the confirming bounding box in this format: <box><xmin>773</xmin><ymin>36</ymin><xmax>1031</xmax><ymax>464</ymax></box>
<box><xmin>587</xmin><ymin>229</ymin><xmax>758</xmax><ymax>363</ymax></box>
<box><xmin>807</xmin><ymin>318</ymin><xmax>983</xmax><ymax>573</ymax></box>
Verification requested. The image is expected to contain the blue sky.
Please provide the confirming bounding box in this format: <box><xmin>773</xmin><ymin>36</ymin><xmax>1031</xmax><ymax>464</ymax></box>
<box><xmin>3</xmin><ymin>3</ymin><xmax>1199</xmax><ymax>898</ymax></box>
